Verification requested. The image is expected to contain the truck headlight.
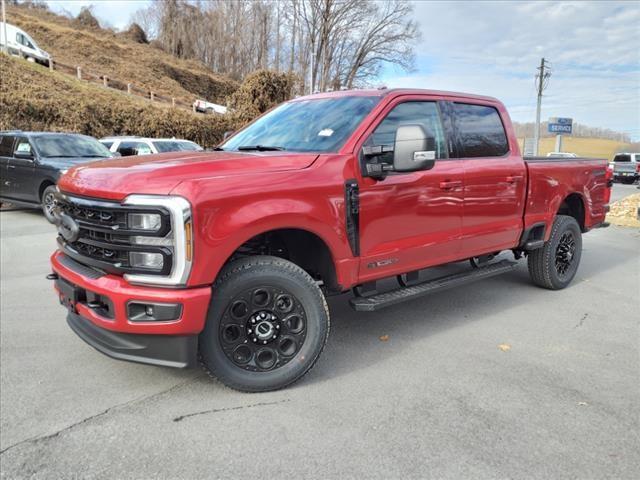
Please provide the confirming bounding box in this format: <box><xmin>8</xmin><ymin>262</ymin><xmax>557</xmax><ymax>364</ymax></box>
<box><xmin>129</xmin><ymin>252</ymin><xmax>164</xmax><ymax>269</ymax></box>
<box><xmin>128</xmin><ymin>212</ymin><xmax>162</xmax><ymax>231</ymax></box>
<box><xmin>122</xmin><ymin>195</ymin><xmax>193</xmax><ymax>287</ymax></box>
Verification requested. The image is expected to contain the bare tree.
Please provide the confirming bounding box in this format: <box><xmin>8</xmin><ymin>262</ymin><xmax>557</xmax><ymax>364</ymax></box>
<box><xmin>140</xmin><ymin>0</ymin><xmax>418</xmax><ymax>92</ymax></box>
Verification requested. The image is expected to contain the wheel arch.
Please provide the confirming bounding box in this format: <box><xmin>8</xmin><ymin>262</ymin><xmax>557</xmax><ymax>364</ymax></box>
<box><xmin>557</xmin><ymin>192</ymin><xmax>586</xmax><ymax>232</ymax></box>
<box><xmin>219</xmin><ymin>227</ymin><xmax>342</xmax><ymax>294</ymax></box>
<box><xmin>38</xmin><ymin>179</ymin><xmax>56</xmax><ymax>201</ymax></box>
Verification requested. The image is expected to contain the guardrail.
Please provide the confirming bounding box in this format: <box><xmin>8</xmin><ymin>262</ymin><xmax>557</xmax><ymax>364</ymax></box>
<box><xmin>47</xmin><ymin>57</ymin><xmax>213</xmax><ymax>114</ymax></box>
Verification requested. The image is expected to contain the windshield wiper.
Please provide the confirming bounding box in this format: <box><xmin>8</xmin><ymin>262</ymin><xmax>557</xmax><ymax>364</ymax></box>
<box><xmin>237</xmin><ymin>145</ymin><xmax>285</xmax><ymax>151</ymax></box>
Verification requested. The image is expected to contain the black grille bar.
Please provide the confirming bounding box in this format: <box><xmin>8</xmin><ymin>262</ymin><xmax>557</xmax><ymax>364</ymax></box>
<box><xmin>55</xmin><ymin>194</ymin><xmax>173</xmax><ymax>276</ymax></box>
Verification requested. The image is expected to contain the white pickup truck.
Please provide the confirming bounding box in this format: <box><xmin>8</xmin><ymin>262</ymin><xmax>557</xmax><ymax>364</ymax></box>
<box><xmin>611</xmin><ymin>153</ymin><xmax>640</xmax><ymax>184</ymax></box>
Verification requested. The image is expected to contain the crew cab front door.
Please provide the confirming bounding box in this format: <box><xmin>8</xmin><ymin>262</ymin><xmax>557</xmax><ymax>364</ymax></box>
<box><xmin>356</xmin><ymin>98</ymin><xmax>464</xmax><ymax>282</ymax></box>
<box><xmin>0</xmin><ymin>135</ymin><xmax>16</xmax><ymax>198</ymax></box>
<box><xmin>7</xmin><ymin>137</ymin><xmax>37</xmax><ymax>202</ymax></box>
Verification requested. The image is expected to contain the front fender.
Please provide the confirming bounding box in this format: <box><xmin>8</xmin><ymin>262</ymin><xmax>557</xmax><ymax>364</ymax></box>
<box><xmin>173</xmin><ymin>167</ymin><xmax>356</xmax><ymax>288</ymax></box>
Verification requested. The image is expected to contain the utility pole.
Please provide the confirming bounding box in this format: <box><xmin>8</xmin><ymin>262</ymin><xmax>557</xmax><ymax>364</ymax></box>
<box><xmin>2</xmin><ymin>0</ymin><xmax>8</xmax><ymax>55</ymax></box>
<box><xmin>533</xmin><ymin>57</ymin><xmax>551</xmax><ymax>156</ymax></box>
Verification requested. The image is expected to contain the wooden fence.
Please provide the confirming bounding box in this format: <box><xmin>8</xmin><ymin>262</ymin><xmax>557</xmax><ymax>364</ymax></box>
<box><xmin>48</xmin><ymin>58</ymin><xmax>210</xmax><ymax>114</ymax></box>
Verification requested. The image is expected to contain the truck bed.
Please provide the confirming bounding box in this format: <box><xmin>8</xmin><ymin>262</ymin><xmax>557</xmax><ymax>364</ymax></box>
<box><xmin>523</xmin><ymin>156</ymin><xmax>609</xmax><ymax>236</ymax></box>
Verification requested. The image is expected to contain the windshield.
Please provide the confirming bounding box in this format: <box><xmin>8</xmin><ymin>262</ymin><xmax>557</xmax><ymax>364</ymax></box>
<box><xmin>153</xmin><ymin>140</ymin><xmax>202</xmax><ymax>153</ymax></box>
<box><xmin>222</xmin><ymin>96</ymin><xmax>381</xmax><ymax>153</ymax></box>
<box><xmin>34</xmin><ymin>135</ymin><xmax>113</xmax><ymax>159</ymax></box>
<box><xmin>613</xmin><ymin>154</ymin><xmax>631</xmax><ymax>162</ymax></box>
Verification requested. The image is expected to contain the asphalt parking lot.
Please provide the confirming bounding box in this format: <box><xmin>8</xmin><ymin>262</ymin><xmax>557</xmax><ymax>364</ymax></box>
<box><xmin>1</xmin><ymin>186</ymin><xmax>638</xmax><ymax>479</ymax></box>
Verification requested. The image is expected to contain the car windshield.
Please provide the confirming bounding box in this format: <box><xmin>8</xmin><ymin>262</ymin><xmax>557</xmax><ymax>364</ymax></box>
<box><xmin>222</xmin><ymin>95</ymin><xmax>381</xmax><ymax>153</ymax></box>
<box><xmin>34</xmin><ymin>135</ymin><xmax>112</xmax><ymax>159</ymax></box>
<box><xmin>153</xmin><ymin>140</ymin><xmax>202</xmax><ymax>153</ymax></box>
<box><xmin>613</xmin><ymin>154</ymin><xmax>631</xmax><ymax>162</ymax></box>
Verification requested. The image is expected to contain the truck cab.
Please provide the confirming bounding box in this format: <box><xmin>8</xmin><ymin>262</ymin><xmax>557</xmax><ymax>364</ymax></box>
<box><xmin>49</xmin><ymin>89</ymin><xmax>611</xmax><ymax>392</ymax></box>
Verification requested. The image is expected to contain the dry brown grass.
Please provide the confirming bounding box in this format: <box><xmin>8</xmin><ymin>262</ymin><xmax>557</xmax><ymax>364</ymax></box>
<box><xmin>518</xmin><ymin>137</ymin><xmax>632</xmax><ymax>161</ymax></box>
<box><xmin>0</xmin><ymin>54</ymin><xmax>234</xmax><ymax>148</ymax></box>
<box><xmin>6</xmin><ymin>4</ymin><xmax>238</xmax><ymax>104</ymax></box>
<box><xmin>606</xmin><ymin>194</ymin><xmax>640</xmax><ymax>228</ymax></box>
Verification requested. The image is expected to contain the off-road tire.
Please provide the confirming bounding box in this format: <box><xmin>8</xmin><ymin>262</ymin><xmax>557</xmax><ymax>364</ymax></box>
<box><xmin>41</xmin><ymin>185</ymin><xmax>57</xmax><ymax>223</ymax></box>
<box><xmin>199</xmin><ymin>255</ymin><xmax>330</xmax><ymax>392</ymax></box>
<box><xmin>527</xmin><ymin>215</ymin><xmax>582</xmax><ymax>290</ymax></box>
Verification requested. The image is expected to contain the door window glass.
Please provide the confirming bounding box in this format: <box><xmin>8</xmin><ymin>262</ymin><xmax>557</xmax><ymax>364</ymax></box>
<box><xmin>117</xmin><ymin>141</ymin><xmax>152</xmax><ymax>156</ymax></box>
<box><xmin>0</xmin><ymin>136</ymin><xmax>15</xmax><ymax>157</ymax></box>
<box><xmin>16</xmin><ymin>32</ymin><xmax>35</xmax><ymax>49</ymax></box>
<box><xmin>366</xmin><ymin>101</ymin><xmax>447</xmax><ymax>164</ymax></box>
<box><xmin>452</xmin><ymin>103</ymin><xmax>509</xmax><ymax>157</ymax></box>
<box><xmin>14</xmin><ymin>138</ymin><xmax>32</xmax><ymax>155</ymax></box>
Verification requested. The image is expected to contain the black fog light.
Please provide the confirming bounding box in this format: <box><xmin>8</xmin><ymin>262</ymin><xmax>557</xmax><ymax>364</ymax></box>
<box><xmin>127</xmin><ymin>302</ymin><xmax>182</xmax><ymax>322</ymax></box>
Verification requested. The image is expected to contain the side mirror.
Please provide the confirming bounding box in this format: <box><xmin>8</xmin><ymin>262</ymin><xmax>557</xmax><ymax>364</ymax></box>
<box><xmin>223</xmin><ymin>131</ymin><xmax>234</xmax><ymax>141</ymax></box>
<box><xmin>111</xmin><ymin>151</ymin><xmax>122</xmax><ymax>158</ymax></box>
<box><xmin>393</xmin><ymin>124</ymin><xmax>436</xmax><ymax>172</ymax></box>
<box><xmin>13</xmin><ymin>150</ymin><xmax>34</xmax><ymax>160</ymax></box>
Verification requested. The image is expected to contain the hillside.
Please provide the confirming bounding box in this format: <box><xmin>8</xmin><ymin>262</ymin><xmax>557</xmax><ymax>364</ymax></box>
<box><xmin>0</xmin><ymin>55</ymin><xmax>233</xmax><ymax>148</ymax></box>
<box><xmin>517</xmin><ymin>137</ymin><xmax>633</xmax><ymax>161</ymax></box>
<box><xmin>6</xmin><ymin>4</ymin><xmax>238</xmax><ymax>104</ymax></box>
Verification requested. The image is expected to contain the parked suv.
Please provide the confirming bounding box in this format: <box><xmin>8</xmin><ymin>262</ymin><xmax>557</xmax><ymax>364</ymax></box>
<box><xmin>100</xmin><ymin>137</ymin><xmax>203</xmax><ymax>157</ymax></box>
<box><xmin>0</xmin><ymin>131</ymin><xmax>113</xmax><ymax>221</ymax></box>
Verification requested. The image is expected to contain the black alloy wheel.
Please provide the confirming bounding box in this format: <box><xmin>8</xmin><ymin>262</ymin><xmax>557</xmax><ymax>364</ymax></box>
<box><xmin>554</xmin><ymin>231</ymin><xmax>576</xmax><ymax>278</ymax></box>
<box><xmin>199</xmin><ymin>256</ymin><xmax>329</xmax><ymax>392</ymax></box>
<box><xmin>527</xmin><ymin>215</ymin><xmax>582</xmax><ymax>290</ymax></box>
<box><xmin>219</xmin><ymin>285</ymin><xmax>308</xmax><ymax>372</ymax></box>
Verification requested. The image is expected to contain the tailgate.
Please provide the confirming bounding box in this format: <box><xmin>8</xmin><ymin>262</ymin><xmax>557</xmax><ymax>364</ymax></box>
<box><xmin>613</xmin><ymin>162</ymin><xmax>637</xmax><ymax>174</ymax></box>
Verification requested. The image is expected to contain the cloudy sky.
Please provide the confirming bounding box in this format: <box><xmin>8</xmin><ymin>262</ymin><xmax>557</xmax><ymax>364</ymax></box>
<box><xmin>46</xmin><ymin>0</ymin><xmax>639</xmax><ymax>139</ymax></box>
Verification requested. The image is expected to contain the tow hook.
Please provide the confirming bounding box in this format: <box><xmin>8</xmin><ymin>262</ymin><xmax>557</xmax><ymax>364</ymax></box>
<box><xmin>46</xmin><ymin>273</ymin><xmax>59</xmax><ymax>280</ymax></box>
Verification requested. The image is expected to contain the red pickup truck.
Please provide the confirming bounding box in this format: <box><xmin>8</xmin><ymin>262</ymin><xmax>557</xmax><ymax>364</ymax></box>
<box><xmin>49</xmin><ymin>89</ymin><xmax>612</xmax><ymax>392</ymax></box>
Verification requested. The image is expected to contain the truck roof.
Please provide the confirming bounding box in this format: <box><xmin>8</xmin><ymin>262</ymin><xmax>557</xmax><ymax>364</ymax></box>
<box><xmin>292</xmin><ymin>88</ymin><xmax>501</xmax><ymax>104</ymax></box>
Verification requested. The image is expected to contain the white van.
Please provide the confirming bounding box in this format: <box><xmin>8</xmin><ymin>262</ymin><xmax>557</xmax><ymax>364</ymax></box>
<box><xmin>0</xmin><ymin>22</ymin><xmax>51</xmax><ymax>66</ymax></box>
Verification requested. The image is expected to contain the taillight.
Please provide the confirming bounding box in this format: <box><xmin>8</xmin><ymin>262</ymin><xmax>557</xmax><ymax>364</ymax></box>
<box><xmin>606</xmin><ymin>165</ymin><xmax>614</xmax><ymax>181</ymax></box>
<box><xmin>636</xmin><ymin>164</ymin><xmax>640</xmax><ymax>173</ymax></box>
<box><xmin>604</xmin><ymin>166</ymin><xmax>613</xmax><ymax>204</ymax></box>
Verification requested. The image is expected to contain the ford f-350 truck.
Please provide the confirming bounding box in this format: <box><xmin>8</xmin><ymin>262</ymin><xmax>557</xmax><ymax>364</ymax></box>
<box><xmin>49</xmin><ymin>89</ymin><xmax>612</xmax><ymax>392</ymax></box>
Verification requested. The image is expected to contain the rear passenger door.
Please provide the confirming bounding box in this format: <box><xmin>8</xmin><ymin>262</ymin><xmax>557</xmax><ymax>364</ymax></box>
<box><xmin>449</xmin><ymin>102</ymin><xmax>526</xmax><ymax>257</ymax></box>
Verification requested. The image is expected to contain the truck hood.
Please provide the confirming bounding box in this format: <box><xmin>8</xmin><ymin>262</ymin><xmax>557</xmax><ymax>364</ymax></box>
<box><xmin>58</xmin><ymin>151</ymin><xmax>319</xmax><ymax>201</ymax></box>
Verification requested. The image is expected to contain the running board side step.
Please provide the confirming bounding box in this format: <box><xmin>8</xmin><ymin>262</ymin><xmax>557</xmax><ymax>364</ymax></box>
<box><xmin>349</xmin><ymin>260</ymin><xmax>519</xmax><ymax>312</ymax></box>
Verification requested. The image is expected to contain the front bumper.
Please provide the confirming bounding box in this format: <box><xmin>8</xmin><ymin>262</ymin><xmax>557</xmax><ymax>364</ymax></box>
<box><xmin>51</xmin><ymin>251</ymin><xmax>211</xmax><ymax>367</ymax></box>
<box><xmin>67</xmin><ymin>311</ymin><xmax>197</xmax><ymax>368</ymax></box>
